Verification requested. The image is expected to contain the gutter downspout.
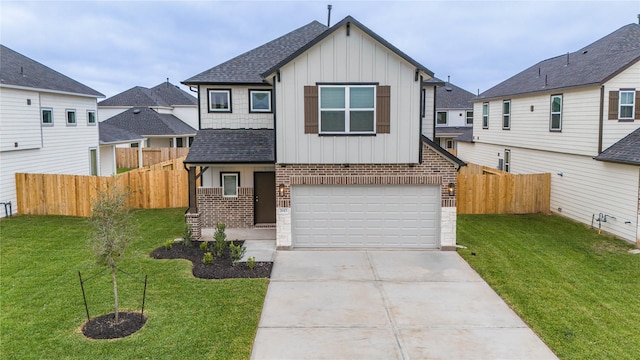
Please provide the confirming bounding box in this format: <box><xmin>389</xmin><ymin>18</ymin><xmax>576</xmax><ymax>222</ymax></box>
<box><xmin>598</xmin><ymin>85</ymin><xmax>604</xmax><ymax>154</ymax></box>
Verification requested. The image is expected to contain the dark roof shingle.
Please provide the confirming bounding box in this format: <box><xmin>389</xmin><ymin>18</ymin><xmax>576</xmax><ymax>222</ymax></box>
<box><xmin>594</xmin><ymin>128</ymin><xmax>640</xmax><ymax>166</ymax></box>
<box><xmin>185</xmin><ymin>129</ymin><xmax>274</xmax><ymax>164</ymax></box>
<box><xmin>102</xmin><ymin>107</ymin><xmax>196</xmax><ymax>136</ymax></box>
<box><xmin>436</xmin><ymin>82</ymin><xmax>474</xmax><ymax>109</ymax></box>
<box><xmin>99</xmin><ymin>122</ymin><xmax>145</xmax><ymax>144</ymax></box>
<box><xmin>0</xmin><ymin>45</ymin><xmax>104</xmax><ymax>97</ymax></box>
<box><xmin>477</xmin><ymin>23</ymin><xmax>640</xmax><ymax>100</ymax></box>
<box><xmin>99</xmin><ymin>82</ymin><xmax>197</xmax><ymax>107</ymax></box>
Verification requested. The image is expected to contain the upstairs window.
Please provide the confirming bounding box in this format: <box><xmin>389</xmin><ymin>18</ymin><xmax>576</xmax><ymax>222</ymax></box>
<box><xmin>619</xmin><ymin>90</ymin><xmax>635</xmax><ymax>120</ymax></box>
<box><xmin>221</xmin><ymin>172</ymin><xmax>239</xmax><ymax>197</ymax></box>
<box><xmin>319</xmin><ymin>85</ymin><xmax>375</xmax><ymax>134</ymax></box>
<box><xmin>466</xmin><ymin>111</ymin><xmax>473</xmax><ymax>125</ymax></box>
<box><xmin>502</xmin><ymin>100</ymin><xmax>511</xmax><ymax>129</ymax></box>
<box><xmin>249</xmin><ymin>90</ymin><xmax>272</xmax><ymax>113</ymax></box>
<box><xmin>208</xmin><ymin>89</ymin><xmax>232</xmax><ymax>112</ymax></box>
<box><xmin>549</xmin><ymin>95</ymin><xmax>562</xmax><ymax>131</ymax></box>
<box><xmin>66</xmin><ymin>109</ymin><xmax>76</xmax><ymax>126</ymax></box>
<box><xmin>436</xmin><ymin>112</ymin><xmax>447</xmax><ymax>125</ymax></box>
<box><xmin>482</xmin><ymin>102</ymin><xmax>489</xmax><ymax>128</ymax></box>
<box><xmin>87</xmin><ymin>110</ymin><xmax>96</xmax><ymax>126</ymax></box>
<box><xmin>41</xmin><ymin>108</ymin><xmax>53</xmax><ymax>126</ymax></box>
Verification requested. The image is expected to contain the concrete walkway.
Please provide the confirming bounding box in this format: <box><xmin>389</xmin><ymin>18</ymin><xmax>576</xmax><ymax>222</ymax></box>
<box><xmin>251</xmin><ymin>250</ymin><xmax>557</xmax><ymax>360</ymax></box>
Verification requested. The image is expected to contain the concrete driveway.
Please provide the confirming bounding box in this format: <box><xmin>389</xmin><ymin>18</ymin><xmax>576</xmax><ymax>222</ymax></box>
<box><xmin>251</xmin><ymin>250</ymin><xmax>557</xmax><ymax>360</ymax></box>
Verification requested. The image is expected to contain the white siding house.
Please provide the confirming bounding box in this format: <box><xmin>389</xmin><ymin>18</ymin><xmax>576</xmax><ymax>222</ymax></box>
<box><xmin>457</xmin><ymin>24</ymin><xmax>640</xmax><ymax>244</ymax></box>
<box><xmin>0</xmin><ymin>45</ymin><xmax>104</xmax><ymax>215</ymax></box>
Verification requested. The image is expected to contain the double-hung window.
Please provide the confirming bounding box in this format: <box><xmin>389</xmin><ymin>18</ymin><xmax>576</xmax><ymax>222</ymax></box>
<box><xmin>436</xmin><ymin>112</ymin><xmax>447</xmax><ymax>125</ymax></box>
<box><xmin>66</xmin><ymin>109</ymin><xmax>76</xmax><ymax>126</ymax></box>
<box><xmin>619</xmin><ymin>90</ymin><xmax>635</xmax><ymax>120</ymax></box>
<box><xmin>502</xmin><ymin>100</ymin><xmax>511</xmax><ymax>129</ymax></box>
<box><xmin>208</xmin><ymin>89</ymin><xmax>231</xmax><ymax>112</ymax></box>
<box><xmin>466</xmin><ymin>111</ymin><xmax>473</xmax><ymax>125</ymax></box>
<box><xmin>482</xmin><ymin>102</ymin><xmax>489</xmax><ymax>128</ymax></box>
<box><xmin>41</xmin><ymin>108</ymin><xmax>53</xmax><ymax>126</ymax></box>
<box><xmin>87</xmin><ymin>110</ymin><xmax>96</xmax><ymax>126</ymax></box>
<box><xmin>221</xmin><ymin>173</ymin><xmax>239</xmax><ymax>197</ymax></box>
<box><xmin>549</xmin><ymin>95</ymin><xmax>562</xmax><ymax>131</ymax></box>
<box><xmin>319</xmin><ymin>85</ymin><xmax>375</xmax><ymax>134</ymax></box>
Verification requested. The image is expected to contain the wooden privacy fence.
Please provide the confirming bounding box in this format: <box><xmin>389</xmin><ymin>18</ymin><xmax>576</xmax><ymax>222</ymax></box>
<box><xmin>116</xmin><ymin>147</ymin><xmax>189</xmax><ymax>168</ymax></box>
<box><xmin>16</xmin><ymin>157</ymin><xmax>188</xmax><ymax>217</ymax></box>
<box><xmin>457</xmin><ymin>164</ymin><xmax>551</xmax><ymax>214</ymax></box>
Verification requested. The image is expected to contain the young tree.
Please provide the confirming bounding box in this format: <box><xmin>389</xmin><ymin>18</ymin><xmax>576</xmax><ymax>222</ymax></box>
<box><xmin>89</xmin><ymin>185</ymin><xmax>135</xmax><ymax>323</ymax></box>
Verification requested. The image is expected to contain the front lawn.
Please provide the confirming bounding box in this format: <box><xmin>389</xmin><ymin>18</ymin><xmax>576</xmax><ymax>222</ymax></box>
<box><xmin>457</xmin><ymin>214</ymin><xmax>640</xmax><ymax>360</ymax></box>
<box><xmin>0</xmin><ymin>208</ymin><xmax>268</xmax><ymax>359</ymax></box>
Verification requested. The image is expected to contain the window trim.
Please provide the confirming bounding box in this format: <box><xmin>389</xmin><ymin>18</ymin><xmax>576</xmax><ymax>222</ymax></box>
<box><xmin>502</xmin><ymin>100</ymin><xmax>511</xmax><ymax>130</ymax></box>
<box><xmin>65</xmin><ymin>109</ymin><xmax>77</xmax><ymax>126</ymax></box>
<box><xmin>436</xmin><ymin>111</ymin><xmax>448</xmax><ymax>125</ymax></box>
<box><xmin>89</xmin><ymin>147</ymin><xmax>98</xmax><ymax>176</ymax></box>
<box><xmin>248</xmin><ymin>89</ymin><xmax>272</xmax><ymax>113</ymax></box>
<box><xmin>318</xmin><ymin>84</ymin><xmax>376</xmax><ymax>135</ymax></box>
<box><xmin>466</xmin><ymin>110</ymin><xmax>473</xmax><ymax>125</ymax></box>
<box><xmin>420</xmin><ymin>89</ymin><xmax>426</xmax><ymax>118</ymax></box>
<box><xmin>207</xmin><ymin>89</ymin><xmax>232</xmax><ymax>113</ymax></box>
<box><xmin>220</xmin><ymin>172</ymin><xmax>240</xmax><ymax>198</ymax></box>
<box><xmin>504</xmin><ymin>149</ymin><xmax>511</xmax><ymax>173</ymax></box>
<box><xmin>87</xmin><ymin>110</ymin><xmax>96</xmax><ymax>126</ymax></box>
<box><xmin>618</xmin><ymin>90</ymin><xmax>635</xmax><ymax>120</ymax></box>
<box><xmin>549</xmin><ymin>94</ymin><xmax>563</xmax><ymax>132</ymax></box>
<box><xmin>482</xmin><ymin>102</ymin><xmax>489</xmax><ymax>129</ymax></box>
<box><xmin>41</xmin><ymin>108</ymin><xmax>53</xmax><ymax>126</ymax></box>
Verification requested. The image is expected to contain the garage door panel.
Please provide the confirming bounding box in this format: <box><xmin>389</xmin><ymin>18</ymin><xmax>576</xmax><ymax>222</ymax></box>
<box><xmin>292</xmin><ymin>185</ymin><xmax>440</xmax><ymax>248</ymax></box>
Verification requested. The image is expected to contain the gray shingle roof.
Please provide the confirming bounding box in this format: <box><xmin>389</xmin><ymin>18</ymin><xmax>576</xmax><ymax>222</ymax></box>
<box><xmin>455</xmin><ymin>130</ymin><xmax>474</xmax><ymax>143</ymax></box>
<box><xmin>102</xmin><ymin>107</ymin><xmax>196</xmax><ymax>136</ymax></box>
<box><xmin>594</xmin><ymin>128</ymin><xmax>640</xmax><ymax>166</ymax></box>
<box><xmin>436</xmin><ymin>82</ymin><xmax>474</xmax><ymax>109</ymax></box>
<box><xmin>421</xmin><ymin>135</ymin><xmax>466</xmax><ymax>167</ymax></box>
<box><xmin>0</xmin><ymin>45</ymin><xmax>103</xmax><ymax>97</ymax></box>
<box><xmin>183</xmin><ymin>21</ymin><xmax>328</xmax><ymax>84</ymax></box>
<box><xmin>477</xmin><ymin>23</ymin><xmax>640</xmax><ymax>100</ymax></box>
<box><xmin>99</xmin><ymin>122</ymin><xmax>145</xmax><ymax>144</ymax></box>
<box><xmin>98</xmin><ymin>82</ymin><xmax>197</xmax><ymax>106</ymax></box>
<box><xmin>185</xmin><ymin>129</ymin><xmax>275</xmax><ymax>164</ymax></box>
<box><xmin>435</xmin><ymin>126</ymin><xmax>473</xmax><ymax>138</ymax></box>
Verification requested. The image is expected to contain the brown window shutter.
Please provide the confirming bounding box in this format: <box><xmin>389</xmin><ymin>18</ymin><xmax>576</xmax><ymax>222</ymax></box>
<box><xmin>304</xmin><ymin>86</ymin><xmax>318</xmax><ymax>134</ymax></box>
<box><xmin>608</xmin><ymin>91</ymin><xmax>618</xmax><ymax>120</ymax></box>
<box><xmin>635</xmin><ymin>91</ymin><xmax>640</xmax><ymax>120</ymax></box>
<box><xmin>376</xmin><ymin>85</ymin><xmax>391</xmax><ymax>133</ymax></box>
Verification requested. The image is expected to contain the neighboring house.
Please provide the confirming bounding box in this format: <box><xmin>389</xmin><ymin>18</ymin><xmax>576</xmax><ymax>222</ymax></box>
<box><xmin>434</xmin><ymin>81</ymin><xmax>474</xmax><ymax>153</ymax></box>
<box><xmin>98</xmin><ymin>81</ymin><xmax>198</xmax><ymax>147</ymax></box>
<box><xmin>457</xmin><ymin>23</ymin><xmax>640</xmax><ymax>244</ymax></box>
<box><xmin>98</xmin><ymin>122</ymin><xmax>146</xmax><ymax>175</ymax></box>
<box><xmin>0</xmin><ymin>45</ymin><xmax>104</xmax><ymax>216</ymax></box>
<box><xmin>101</xmin><ymin>107</ymin><xmax>196</xmax><ymax>149</ymax></box>
<box><xmin>182</xmin><ymin>16</ymin><xmax>465</xmax><ymax>250</ymax></box>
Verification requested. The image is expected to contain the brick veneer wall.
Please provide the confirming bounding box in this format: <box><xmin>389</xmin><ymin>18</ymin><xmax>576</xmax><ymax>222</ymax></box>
<box><xmin>197</xmin><ymin>187</ymin><xmax>254</xmax><ymax>228</ymax></box>
<box><xmin>275</xmin><ymin>143</ymin><xmax>458</xmax><ymax>207</ymax></box>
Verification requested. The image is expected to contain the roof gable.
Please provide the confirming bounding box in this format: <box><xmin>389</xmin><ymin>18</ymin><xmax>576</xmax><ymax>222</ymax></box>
<box><xmin>0</xmin><ymin>45</ymin><xmax>104</xmax><ymax>97</ymax></box>
<box><xmin>262</xmin><ymin>16</ymin><xmax>434</xmax><ymax>79</ymax></box>
<box><xmin>183</xmin><ymin>21</ymin><xmax>328</xmax><ymax>85</ymax></box>
<box><xmin>436</xmin><ymin>82</ymin><xmax>474</xmax><ymax>109</ymax></box>
<box><xmin>99</xmin><ymin>82</ymin><xmax>197</xmax><ymax>107</ymax></box>
<box><xmin>102</xmin><ymin>107</ymin><xmax>196</xmax><ymax>136</ymax></box>
<box><xmin>477</xmin><ymin>23</ymin><xmax>640</xmax><ymax>100</ymax></box>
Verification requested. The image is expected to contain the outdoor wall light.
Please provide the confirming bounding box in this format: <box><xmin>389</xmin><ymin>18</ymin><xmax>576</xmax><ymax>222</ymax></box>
<box><xmin>447</xmin><ymin>183</ymin><xmax>456</xmax><ymax>196</ymax></box>
<box><xmin>278</xmin><ymin>183</ymin><xmax>285</xmax><ymax>197</ymax></box>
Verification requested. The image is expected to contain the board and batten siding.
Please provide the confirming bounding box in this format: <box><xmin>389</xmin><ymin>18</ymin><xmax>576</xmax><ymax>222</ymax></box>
<box><xmin>275</xmin><ymin>25</ymin><xmax>423</xmax><ymax>164</ymax></box>
<box><xmin>602</xmin><ymin>61</ymin><xmax>640</xmax><ymax>150</ymax></box>
<box><xmin>200</xmin><ymin>165</ymin><xmax>276</xmax><ymax>188</ymax></box>
<box><xmin>198</xmin><ymin>85</ymin><xmax>273</xmax><ymax>129</ymax></box>
<box><xmin>0</xmin><ymin>88</ymin><xmax>42</xmax><ymax>152</ymax></box>
<box><xmin>422</xmin><ymin>86</ymin><xmax>435</xmax><ymax>138</ymax></box>
<box><xmin>0</xmin><ymin>91</ymin><xmax>99</xmax><ymax>215</ymax></box>
<box><xmin>457</xmin><ymin>141</ymin><xmax>639</xmax><ymax>243</ymax></box>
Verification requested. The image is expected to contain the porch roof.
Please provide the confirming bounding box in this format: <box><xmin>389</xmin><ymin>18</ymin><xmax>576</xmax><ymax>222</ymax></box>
<box><xmin>185</xmin><ymin>129</ymin><xmax>275</xmax><ymax>164</ymax></box>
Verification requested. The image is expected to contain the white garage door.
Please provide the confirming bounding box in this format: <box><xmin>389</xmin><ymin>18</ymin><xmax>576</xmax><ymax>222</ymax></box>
<box><xmin>292</xmin><ymin>185</ymin><xmax>440</xmax><ymax>248</ymax></box>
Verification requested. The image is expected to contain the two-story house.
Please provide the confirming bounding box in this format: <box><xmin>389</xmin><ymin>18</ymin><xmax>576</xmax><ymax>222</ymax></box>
<box><xmin>434</xmin><ymin>80</ymin><xmax>474</xmax><ymax>154</ymax></box>
<box><xmin>98</xmin><ymin>81</ymin><xmax>198</xmax><ymax>148</ymax></box>
<box><xmin>457</xmin><ymin>23</ymin><xmax>640</xmax><ymax>244</ymax></box>
<box><xmin>0</xmin><ymin>45</ymin><xmax>104</xmax><ymax>216</ymax></box>
<box><xmin>182</xmin><ymin>16</ymin><xmax>465</xmax><ymax>250</ymax></box>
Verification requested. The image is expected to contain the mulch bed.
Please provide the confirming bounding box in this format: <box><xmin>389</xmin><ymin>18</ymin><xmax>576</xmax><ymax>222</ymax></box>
<box><xmin>150</xmin><ymin>240</ymin><xmax>273</xmax><ymax>279</ymax></box>
<box><xmin>82</xmin><ymin>312</ymin><xmax>147</xmax><ymax>340</ymax></box>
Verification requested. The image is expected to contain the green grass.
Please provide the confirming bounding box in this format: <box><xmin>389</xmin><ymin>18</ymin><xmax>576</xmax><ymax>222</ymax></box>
<box><xmin>1</xmin><ymin>208</ymin><xmax>267</xmax><ymax>359</ymax></box>
<box><xmin>116</xmin><ymin>167</ymin><xmax>135</xmax><ymax>174</ymax></box>
<box><xmin>457</xmin><ymin>214</ymin><xmax>640</xmax><ymax>360</ymax></box>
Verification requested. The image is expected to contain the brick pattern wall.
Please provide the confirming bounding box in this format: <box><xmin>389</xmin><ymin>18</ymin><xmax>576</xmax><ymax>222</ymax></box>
<box><xmin>276</xmin><ymin>143</ymin><xmax>458</xmax><ymax>207</ymax></box>
<box><xmin>185</xmin><ymin>212</ymin><xmax>201</xmax><ymax>240</ymax></box>
<box><xmin>197</xmin><ymin>187</ymin><xmax>254</xmax><ymax>228</ymax></box>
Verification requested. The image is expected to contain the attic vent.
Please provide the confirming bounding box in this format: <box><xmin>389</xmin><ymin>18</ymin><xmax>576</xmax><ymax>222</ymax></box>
<box><xmin>445</xmin><ymin>87</ymin><xmax>453</xmax><ymax>92</ymax></box>
<box><xmin>133</xmin><ymin>109</ymin><xmax>141</xmax><ymax>114</ymax></box>
<box><xmin>582</xmin><ymin>50</ymin><xmax>588</xmax><ymax>54</ymax></box>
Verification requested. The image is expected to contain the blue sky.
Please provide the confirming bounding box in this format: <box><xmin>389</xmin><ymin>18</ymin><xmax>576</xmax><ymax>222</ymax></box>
<box><xmin>1</xmin><ymin>0</ymin><xmax>638</xmax><ymax>98</ymax></box>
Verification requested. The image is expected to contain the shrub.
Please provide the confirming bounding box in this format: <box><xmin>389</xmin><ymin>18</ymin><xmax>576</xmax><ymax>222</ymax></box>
<box><xmin>164</xmin><ymin>239</ymin><xmax>173</xmax><ymax>250</ymax></box>
<box><xmin>199</xmin><ymin>241</ymin><xmax>208</xmax><ymax>252</ymax></box>
<box><xmin>247</xmin><ymin>256</ymin><xmax>256</xmax><ymax>270</ymax></box>
<box><xmin>202</xmin><ymin>252</ymin><xmax>213</xmax><ymax>264</ymax></box>
<box><xmin>229</xmin><ymin>242</ymin><xmax>246</xmax><ymax>267</ymax></box>
<box><xmin>213</xmin><ymin>223</ymin><xmax>227</xmax><ymax>258</ymax></box>
<box><xmin>182</xmin><ymin>224</ymin><xmax>192</xmax><ymax>247</ymax></box>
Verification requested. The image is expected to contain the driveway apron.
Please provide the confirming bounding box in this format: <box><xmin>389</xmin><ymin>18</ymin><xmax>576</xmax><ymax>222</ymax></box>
<box><xmin>251</xmin><ymin>250</ymin><xmax>557</xmax><ymax>360</ymax></box>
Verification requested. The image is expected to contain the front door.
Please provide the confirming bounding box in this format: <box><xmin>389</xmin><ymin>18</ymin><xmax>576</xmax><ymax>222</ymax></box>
<box><xmin>254</xmin><ymin>172</ymin><xmax>276</xmax><ymax>224</ymax></box>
